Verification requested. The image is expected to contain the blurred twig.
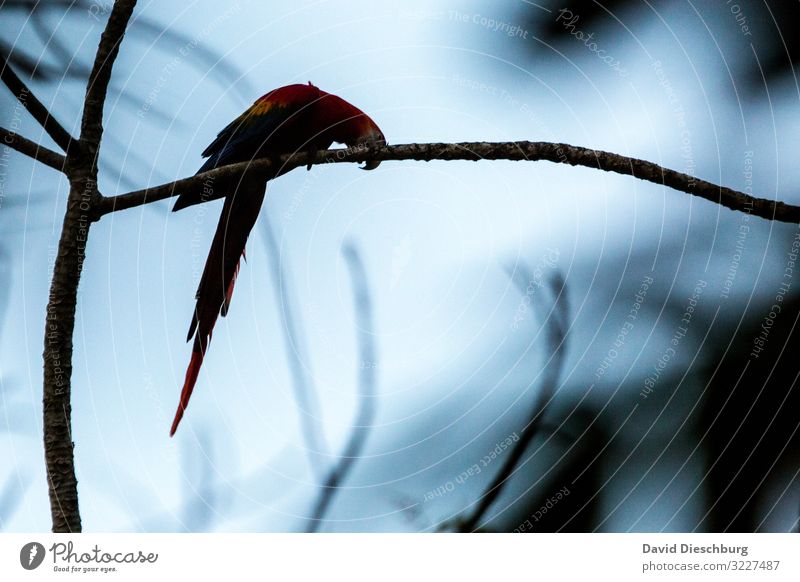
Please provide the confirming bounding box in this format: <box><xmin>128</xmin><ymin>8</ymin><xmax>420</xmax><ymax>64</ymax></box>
<box><xmin>260</xmin><ymin>214</ymin><xmax>329</xmax><ymax>478</ymax></box>
<box><xmin>179</xmin><ymin>430</ymin><xmax>223</xmax><ymax>532</ymax></box>
<box><xmin>0</xmin><ymin>52</ymin><xmax>76</xmax><ymax>153</ymax></box>
<box><xmin>29</xmin><ymin>10</ymin><xmax>93</xmax><ymax>80</ymax></box>
<box><xmin>7</xmin><ymin>0</ymin><xmax>253</xmax><ymax>98</ymax></box>
<box><xmin>0</xmin><ymin>39</ymin><xmax>57</xmax><ymax>81</ymax></box>
<box><xmin>305</xmin><ymin>243</ymin><xmax>378</xmax><ymax>532</ymax></box>
<box><xmin>126</xmin><ymin>444</ymin><xmax>300</xmax><ymax>531</ymax></box>
<box><xmin>457</xmin><ymin>269</ymin><xmax>570</xmax><ymax>532</ymax></box>
<box><xmin>129</xmin><ymin>16</ymin><xmax>255</xmax><ymax>100</ymax></box>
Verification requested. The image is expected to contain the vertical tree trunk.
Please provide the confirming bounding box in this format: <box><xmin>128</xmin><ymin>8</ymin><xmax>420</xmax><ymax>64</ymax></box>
<box><xmin>42</xmin><ymin>174</ymin><xmax>96</xmax><ymax>533</ymax></box>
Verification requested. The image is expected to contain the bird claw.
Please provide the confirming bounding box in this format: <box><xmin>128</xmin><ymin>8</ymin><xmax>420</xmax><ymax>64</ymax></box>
<box><xmin>306</xmin><ymin>148</ymin><xmax>319</xmax><ymax>170</ymax></box>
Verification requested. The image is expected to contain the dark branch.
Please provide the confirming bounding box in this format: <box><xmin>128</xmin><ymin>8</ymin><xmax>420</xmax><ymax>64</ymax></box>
<box><xmin>41</xmin><ymin>0</ymin><xmax>138</xmax><ymax>535</ymax></box>
<box><xmin>97</xmin><ymin>142</ymin><xmax>800</xmax><ymax>223</ymax></box>
<box><xmin>0</xmin><ymin>126</ymin><xmax>67</xmax><ymax>171</ymax></box>
<box><xmin>79</xmin><ymin>0</ymin><xmax>136</xmax><ymax>157</ymax></box>
<box><xmin>0</xmin><ymin>56</ymin><xmax>76</xmax><ymax>154</ymax></box>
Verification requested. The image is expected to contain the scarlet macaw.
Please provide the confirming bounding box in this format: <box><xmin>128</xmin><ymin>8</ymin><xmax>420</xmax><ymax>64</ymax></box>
<box><xmin>170</xmin><ymin>82</ymin><xmax>384</xmax><ymax>436</ymax></box>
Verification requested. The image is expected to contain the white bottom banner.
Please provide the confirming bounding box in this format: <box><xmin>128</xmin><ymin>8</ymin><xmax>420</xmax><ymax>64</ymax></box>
<box><xmin>1</xmin><ymin>534</ymin><xmax>797</xmax><ymax>581</ymax></box>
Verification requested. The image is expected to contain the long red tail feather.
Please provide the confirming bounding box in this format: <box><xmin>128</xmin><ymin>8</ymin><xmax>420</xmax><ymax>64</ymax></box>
<box><xmin>168</xmin><ymin>82</ymin><xmax>384</xmax><ymax>436</ymax></box>
<box><xmin>170</xmin><ymin>349</ymin><xmax>204</xmax><ymax>436</ymax></box>
<box><xmin>170</xmin><ymin>176</ymin><xmax>267</xmax><ymax>436</ymax></box>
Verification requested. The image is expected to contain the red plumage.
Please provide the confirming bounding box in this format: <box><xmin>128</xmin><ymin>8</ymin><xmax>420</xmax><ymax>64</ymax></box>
<box><xmin>169</xmin><ymin>82</ymin><xmax>384</xmax><ymax>436</ymax></box>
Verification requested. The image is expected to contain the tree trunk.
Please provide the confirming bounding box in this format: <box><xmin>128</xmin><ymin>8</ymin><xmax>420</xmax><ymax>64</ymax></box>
<box><xmin>42</xmin><ymin>173</ymin><xmax>96</xmax><ymax>532</ymax></box>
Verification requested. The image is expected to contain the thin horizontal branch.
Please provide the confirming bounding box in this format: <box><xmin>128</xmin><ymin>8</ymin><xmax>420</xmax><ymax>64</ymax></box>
<box><xmin>0</xmin><ymin>56</ymin><xmax>76</xmax><ymax>154</ymax></box>
<box><xmin>80</xmin><ymin>0</ymin><xmax>136</xmax><ymax>156</ymax></box>
<box><xmin>98</xmin><ymin>141</ymin><xmax>800</xmax><ymax>223</ymax></box>
<box><xmin>1</xmin><ymin>126</ymin><xmax>67</xmax><ymax>171</ymax></box>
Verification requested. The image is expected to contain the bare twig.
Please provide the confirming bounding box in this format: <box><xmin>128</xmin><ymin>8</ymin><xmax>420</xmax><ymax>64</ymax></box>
<box><xmin>0</xmin><ymin>126</ymin><xmax>66</xmax><ymax>171</ymax></box>
<box><xmin>79</xmin><ymin>0</ymin><xmax>136</xmax><ymax>161</ymax></box>
<box><xmin>457</xmin><ymin>270</ymin><xmax>570</xmax><ymax>532</ymax></box>
<box><xmin>131</xmin><ymin>16</ymin><xmax>255</xmax><ymax>100</ymax></box>
<box><xmin>260</xmin><ymin>215</ymin><xmax>329</xmax><ymax>477</ymax></box>
<box><xmin>179</xmin><ymin>431</ymin><xmax>220</xmax><ymax>532</ymax></box>
<box><xmin>305</xmin><ymin>243</ymin><xmax>378</xmax><ymax>532</ymax></box>
<box><xmin>41</xmin><ymin>0</ymin><xmax>137</xmax><ymax>533</ymax></box>
<box><xmin>29</xmin><ymin>9</ymin><xmax>93</xmax><ymax>81</ymax></box>
<box><xmin>10</xmin><ymin>0</ymin><xmax>252</xmax><ymax>100</ymax></box>
<box><xmin>97</xmin><ymin>141</ymin><xmax>800</xmax><ymax>223</ymax></box>
<box><xmin>0</xmin><ymin>56</ymin><xmax>76</xmax><ymax>154</ymax></box>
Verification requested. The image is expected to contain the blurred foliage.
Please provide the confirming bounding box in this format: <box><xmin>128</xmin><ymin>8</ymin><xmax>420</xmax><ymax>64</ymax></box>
<box><xmin>504</xmin><ymin>0</ymin><xmax>799</xmax><ymax>92</ymax></box>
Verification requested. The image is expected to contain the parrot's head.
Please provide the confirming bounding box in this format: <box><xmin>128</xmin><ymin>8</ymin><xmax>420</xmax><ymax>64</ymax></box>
<box><xmin>314</xmin><ymin>84</ymin><xmax>385</xmax><ymax>170</ymax></box>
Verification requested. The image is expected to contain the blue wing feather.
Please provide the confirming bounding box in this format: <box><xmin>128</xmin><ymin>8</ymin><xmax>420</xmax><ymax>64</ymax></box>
<box><xmin>174</xmin><ymin>96</ymin><xmax>316</xmax><ymax>211</ymax></box>
<box><xmin>200</xmin><ymin>106</ymin><xmax>289</xmax><ymax>169</ymax></box>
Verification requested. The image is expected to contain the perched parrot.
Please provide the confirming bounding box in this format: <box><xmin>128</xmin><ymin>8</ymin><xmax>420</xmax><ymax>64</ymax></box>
<box><xmin>169</xmin><ymin>82</ymin><xmax>385</xmax><ymax>436</ymax></box>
